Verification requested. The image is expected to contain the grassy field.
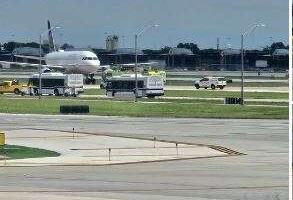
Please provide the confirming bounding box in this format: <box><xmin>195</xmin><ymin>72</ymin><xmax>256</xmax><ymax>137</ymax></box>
<box><xmin>79</xmin><ymin>95</ymin><xmax>288</xmax><ymax>106</ymax></box>
<box><xmin>0</xmin><ymin>97</ymin><xmax>288</xmax><ymax>119</ymax></box>
<box><xmin>83</xmin><ymin>89</ymin><xmax>106</xmax><ymax>95</ymax></box>
<box><xmin>83</xmin><ymin>89</ymin><xmax>288</xmax><ymax>99</ymax></box>
<box><xmin>140</xmin><ymin>98</ymin><xmax>288</xmax><ymax>106</ymax></box>
<box><xmin>0</xmin><ymin>145</ymin><xmax>60</xmax><ymax>159</ymax></box>
<box><xmin>57</xmin><ymin>95</ymin><xmax>288</xmax><ymax>107</ymax></box>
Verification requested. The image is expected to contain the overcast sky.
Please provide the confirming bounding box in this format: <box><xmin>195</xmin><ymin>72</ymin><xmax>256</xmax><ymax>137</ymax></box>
<box><xmin>0</xmin><ymin>0</ymin><xmax>289</xmax><ymax>49</ymax></box>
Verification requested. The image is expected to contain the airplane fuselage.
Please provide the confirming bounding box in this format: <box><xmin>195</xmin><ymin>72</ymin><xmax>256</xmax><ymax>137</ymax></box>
<box><xmin>45</xmin><ymin>51</ymin><xmax>100</xmax><ymax>75</ymax></box>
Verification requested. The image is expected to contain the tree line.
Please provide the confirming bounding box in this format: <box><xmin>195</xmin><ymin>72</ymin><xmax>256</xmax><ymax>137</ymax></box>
<box><xmin>0</xmin><ymin>41</ymin><xmax>288</xmax><ymax>55</ymax></box>
<box><xmin>0</xmin><ymin>41</ymin><xmax>74</xmax><ymax>53</ymax></box>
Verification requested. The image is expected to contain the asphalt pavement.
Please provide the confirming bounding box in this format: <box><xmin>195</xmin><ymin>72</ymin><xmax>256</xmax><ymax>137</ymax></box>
<box><xmin>0</xmin><ymin>114</ymin><xmax>289</xmax><ymax>199</ymax></box>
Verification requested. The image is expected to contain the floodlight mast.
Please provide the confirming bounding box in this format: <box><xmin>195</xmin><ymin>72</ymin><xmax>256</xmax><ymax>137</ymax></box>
<box><xmin>240</xmin><ymin>23</ymin><xmax>265</xmax><ymax>105</ymax></box>
<box><xmin>134</xmin><ymin>24</ymin><xmax>159</xmax><ymax>102</ymax></box>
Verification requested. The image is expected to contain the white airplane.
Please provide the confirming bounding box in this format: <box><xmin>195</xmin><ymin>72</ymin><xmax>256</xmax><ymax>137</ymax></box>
<box><xmin>45</xmin><ymin>50</ymin><xmax>101</xmax><ymax>74</ymax></box>
<box><xmin>0</xmin><ymin>20</ymin><xmax>104</xmax><ymax>82</ymax></box>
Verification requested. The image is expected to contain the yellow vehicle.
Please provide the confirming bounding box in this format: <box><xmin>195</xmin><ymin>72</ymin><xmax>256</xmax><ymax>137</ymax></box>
<box><xmin>148</xmin><ymin>70</ymin><xmax>166</xmax><ymax>83</ymax></box>
<box><xmin>0</xmin><ymin>80</ymin><xmax>25</xmax><ymax>94</ymax></box>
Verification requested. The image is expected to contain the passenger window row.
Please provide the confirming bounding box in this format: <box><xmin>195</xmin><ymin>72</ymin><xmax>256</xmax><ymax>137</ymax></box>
<box><xmin>82</xmin><ymin>57</ymin><xmax>98</xmax><ymax>60</ymax></box>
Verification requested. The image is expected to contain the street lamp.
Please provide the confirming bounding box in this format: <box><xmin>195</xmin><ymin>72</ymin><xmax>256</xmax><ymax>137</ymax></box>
<box><xmin>134</xmin><ymin>24</ymin><xmax>159</xmax><ymax>102</ymax></box>
<box><xmin>240</xmin><ymin>22</ymin><xmax>265</xmax><ymax>105</ymax></box>
<box><xmin>38</xmin><ymin>26</ymin><xmax>60</xmax><ymax>98</ymax></box>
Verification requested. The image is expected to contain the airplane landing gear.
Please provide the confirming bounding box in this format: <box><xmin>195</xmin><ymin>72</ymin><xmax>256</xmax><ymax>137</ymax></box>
<box><xmin>85</xmin><ymin>73</ymin><xmax>96</xmax><ymax>84</ymax></box>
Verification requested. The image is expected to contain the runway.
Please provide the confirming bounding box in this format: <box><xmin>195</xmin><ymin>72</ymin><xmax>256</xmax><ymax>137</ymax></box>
<box><xmin>0</xmin><ymin>114</ymin><xmax>288</xmax><ymax>199</ymax></box>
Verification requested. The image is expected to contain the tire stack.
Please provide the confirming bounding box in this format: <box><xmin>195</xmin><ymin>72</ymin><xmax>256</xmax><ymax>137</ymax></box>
<box><xmin>224</xmin><ymin>97</ymin><xmax>243</xmax><ymax>105</ymax></box>
<box><xmin>60</xmin><ymin>105</ymin><xmax>89</xmax><ymax>114</ymax></box>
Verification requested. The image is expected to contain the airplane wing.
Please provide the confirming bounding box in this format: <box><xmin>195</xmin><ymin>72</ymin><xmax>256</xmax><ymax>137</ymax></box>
<box><xmin>0</xmin><ymin>61</ymin><xmax>64</xmax><ymax>70</ymax></box>
<box><xmin>13</xmin><ymin>54</ymin><xmax>45</xmax><ymax>61</ymax></box>
<box><xmin>0</xmin><ymin>61</ymin><xmax>41</xmax><ymax>67</ymax></box>
<box><xmin>47</xmin><ymin>65</ymin><xmax>64</xmax><ymax>70</ymax></box>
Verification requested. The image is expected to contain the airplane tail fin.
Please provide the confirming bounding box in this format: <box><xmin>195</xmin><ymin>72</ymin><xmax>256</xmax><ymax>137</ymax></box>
<box><xmin>47</xmin><ymin>20</ymin><xmax>56</xmax><ymax>51</ymax></box>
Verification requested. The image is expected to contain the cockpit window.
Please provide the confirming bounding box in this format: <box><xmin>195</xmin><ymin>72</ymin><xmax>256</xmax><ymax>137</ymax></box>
<box><xmin>82</xmin><ymin>57</ymin><xmax>98</xmax><ymax>60</ymax></box>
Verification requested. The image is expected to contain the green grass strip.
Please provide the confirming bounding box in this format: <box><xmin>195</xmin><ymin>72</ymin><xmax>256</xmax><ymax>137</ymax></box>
<box><xmin>0</xmin><ymin>145</ymin><xmax>60</xmax><ymax>160</ymax></box>
<box><xmin>0</xmin><ymin>97</ymin><xmax>288</xmax><ymax>119</ymax></box>
<box><xmin>83</xmin><ymin>89</ymin><xmax>288</xmax><ymax>99</ymax></box>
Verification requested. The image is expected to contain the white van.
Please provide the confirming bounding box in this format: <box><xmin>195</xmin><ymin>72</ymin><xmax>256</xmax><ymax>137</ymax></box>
<box><xmin>106</xmin><ymin>74</ymin><xmax>164</xmax><ymax>98</ymax></box>
<box><xmin>194</xmin><ymin>77</ymin><xmax>227</xmax><ymax>90</ymax></box>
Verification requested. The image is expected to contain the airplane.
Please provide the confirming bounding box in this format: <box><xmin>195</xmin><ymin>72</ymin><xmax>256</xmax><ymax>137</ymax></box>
<box><xmin>0</xmin><ymin>20</ymin><xmax>104</xmax><ymax>83</ymax></box>
<box><xmin>0</xmin><ymin>20</ymin><xmax>160</xmax><ymax>84</ymax></box>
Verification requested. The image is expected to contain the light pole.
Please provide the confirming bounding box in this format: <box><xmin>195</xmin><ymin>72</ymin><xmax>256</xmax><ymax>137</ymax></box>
<box><xmin>38</xmin><ymin>26</ymin><xmax>60</xmax><ymax>98</ymax></box>
<box><xmin>240</xmin><ymin>23</ymin><xmax>265</xmax><ymax>105</ymax></box>
<box><xmin>134</xmin><ymin>24</ymin><xmax>159</xmax><ymax>102</ymax></box>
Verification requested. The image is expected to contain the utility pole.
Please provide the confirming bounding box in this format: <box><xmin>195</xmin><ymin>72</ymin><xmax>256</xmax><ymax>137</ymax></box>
<box><xmin>240</xmin><ymin>22</ymin><xmax>265</xmax><ymax>105</ymax></box>
<box><xmin>134</xmin><ymin>24</ymin><xmax>159</xmax><ymax>102</ymax></box>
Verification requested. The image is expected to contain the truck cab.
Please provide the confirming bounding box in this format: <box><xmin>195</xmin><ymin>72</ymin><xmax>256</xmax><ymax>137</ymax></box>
<box><xmin>0</xmin><ymin>80</ymin><xmax>24</xmax><ymax>94</ymax></box>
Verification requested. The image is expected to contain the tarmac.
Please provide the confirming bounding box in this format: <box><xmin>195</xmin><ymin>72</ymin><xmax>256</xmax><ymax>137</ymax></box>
<box><xmin>2</xmin><ymin>129</ymin><xmax>229</xmax><ymax>166</ymax></box>
<box><xmin>0</xmin><ymin>114</ymin><xmax>288</xmax><ymax>200</ymax></box>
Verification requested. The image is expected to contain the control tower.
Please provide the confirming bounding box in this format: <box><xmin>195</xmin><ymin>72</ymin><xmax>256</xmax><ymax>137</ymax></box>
<box><xmin>106</xmin><ymin>35</ymin><xmax>119</xmax><ymax>51</ymax></box>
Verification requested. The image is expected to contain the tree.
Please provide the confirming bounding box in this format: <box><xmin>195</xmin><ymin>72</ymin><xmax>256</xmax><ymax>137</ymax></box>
<box><xmin>24</xmin><ymin>42</ymin><xmax>39</xmax><ymax>48</ymax></box>
<box><xmin>263</xmin><ymin>42</ymin><xmax>287</xmax><ymax>55</ymax></box>
<box><xmin>176</xmin><ymin>43</ymin><xmax>199</xmax><ymax>54</ymax></box>
<box><xmin>61</xmin><ymin>43</ymin><xmax>74</xmax><ymax>50</ymax></box>
<box><xmin>160</xmin><ymin>46</ymin><xmax>172</xmax><ymax>54</ymax></box>
<box><xmin>3</xmin><ymin>42</ymin><xmax>19</xmax><ymax>52</ymax></box>
<box><xmin>270</xmin><ymin>42</ymin><xmax>286</xmax><ymax>52</ymax></box>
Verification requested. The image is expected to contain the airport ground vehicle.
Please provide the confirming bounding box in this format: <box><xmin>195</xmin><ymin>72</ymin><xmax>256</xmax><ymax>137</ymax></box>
<box><xmin>106</xmin><ymin>74</ymin><xmax>164</xmax><ymax>98</ymax></box>
<box><xmin>194</xmin><ymin>77</ymin><xmax>227</xmax><ymax>90</ymax></box>
<box><xmin>24</xmin><ymin>73</ymin><xmax>84</xmax><ymax>96</ymax></box>
<box><xmin>0</xmin><ymin>80</ymin><xmax>26</xmax><ymax>94</ymax></box>
<box><xmin>147</xmin><ymin>70</ymin><xmax>166</xmax><ymax>83</ymax></box>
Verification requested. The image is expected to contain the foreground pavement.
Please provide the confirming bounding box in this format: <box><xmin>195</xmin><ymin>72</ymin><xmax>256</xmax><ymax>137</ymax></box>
<box><xmin>0</xmin><ymin>114</ymin><xmax>288</xmax><ymax>200</ymax></box>
<box><xmin>3</xmin><ymin>129</ymin><xmax>229</xmax><ymax>166</ymax></box>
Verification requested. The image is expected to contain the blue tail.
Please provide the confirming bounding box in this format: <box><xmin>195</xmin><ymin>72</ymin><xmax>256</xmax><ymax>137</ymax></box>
<box><xmin>47</xmin><ymin>20</ymin><xmax>55</xmax><ymax>51</ymax></box>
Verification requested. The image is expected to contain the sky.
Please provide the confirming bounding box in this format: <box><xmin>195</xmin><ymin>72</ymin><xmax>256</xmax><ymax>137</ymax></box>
<box><xmin>0</xmin><ymin>0</ymin><xmax>289</xmax><ymax>50</ymax></box>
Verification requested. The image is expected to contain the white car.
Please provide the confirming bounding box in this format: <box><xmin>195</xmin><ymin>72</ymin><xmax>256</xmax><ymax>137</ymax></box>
<box><xmin>194</xmin><ymin>77</ymin><xmax>226</xmax><ymax>90</ymax></box>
